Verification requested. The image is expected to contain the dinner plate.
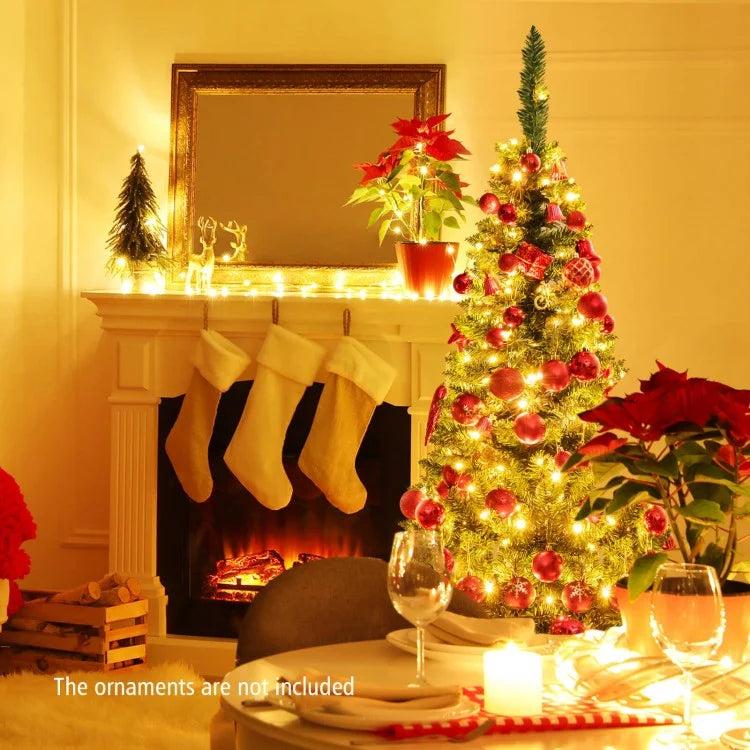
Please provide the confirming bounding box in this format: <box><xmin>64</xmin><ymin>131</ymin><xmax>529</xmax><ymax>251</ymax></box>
<box><xmin>289</xmin><ymin>695</ymin><xmax>480</xmax><ymax>731</ymax></box>
<box><xmin>386</xmin><ymin>628</ymin><xmax>566</xmax><ymax>660</ymax></box>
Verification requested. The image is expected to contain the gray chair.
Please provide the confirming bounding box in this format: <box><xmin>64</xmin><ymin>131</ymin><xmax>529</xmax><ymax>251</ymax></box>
<box><xmin>236</xmin><ymin>556</ymin><xmax>485</xmax><ymax>665</ymax></box>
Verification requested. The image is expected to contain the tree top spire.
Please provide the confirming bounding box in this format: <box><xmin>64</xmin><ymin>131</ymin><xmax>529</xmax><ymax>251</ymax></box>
<box><xmin>516</xmin><ymin>25</ymin><xmax>549</xmax><ymax>154</ymax></box>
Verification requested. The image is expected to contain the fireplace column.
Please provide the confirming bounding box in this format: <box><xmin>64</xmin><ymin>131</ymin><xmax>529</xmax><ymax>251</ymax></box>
<box><xmin>109</xmin><ymin>335</ymin><xmax>167</xmax><ymax>636</ymax></box>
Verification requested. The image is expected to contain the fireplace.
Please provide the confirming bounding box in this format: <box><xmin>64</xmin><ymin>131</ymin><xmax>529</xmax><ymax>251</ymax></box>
<box><xmin>83</xmin><ymin>291</ymin><xmax>454</xmax><ymax>652</ymax></box>
<box><xmin>157</xmin><ymin>381</ymin><xmax>409</xmax><ymax>637</ymax></box>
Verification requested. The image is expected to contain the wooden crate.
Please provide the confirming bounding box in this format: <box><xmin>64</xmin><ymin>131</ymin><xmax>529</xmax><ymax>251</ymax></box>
<box><xmin>0</xmin><ymin>592</ymin><xmax>148</xmax><ymax>674</ymax></box>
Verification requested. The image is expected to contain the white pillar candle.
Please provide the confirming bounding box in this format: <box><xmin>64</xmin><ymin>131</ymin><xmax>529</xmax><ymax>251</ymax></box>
<box><xmin>483</xmin><ymin>642</ymin><xmax>543</xmax><ymax>716</ymax></box>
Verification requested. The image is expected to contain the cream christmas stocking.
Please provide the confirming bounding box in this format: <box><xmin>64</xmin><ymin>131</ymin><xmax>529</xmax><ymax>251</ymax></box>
<box><xmin>298</xmin><ymin>337</ymin><xmax>396</xmax><ymax>514</ymax></box>
<box><xmin>165</xmin><ymin>329</ymin><xmax>250</xmax><ymax>503</ymax></box>
<box><xmin>224</xmin><ymin>324</ymin><xmax>325</xmax><ymax>510</ymax></box>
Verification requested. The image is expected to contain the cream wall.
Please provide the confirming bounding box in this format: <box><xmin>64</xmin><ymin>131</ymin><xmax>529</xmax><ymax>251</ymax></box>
<box><xmin>4</xmin><ymin>0</ymin><xmax>750</xmax><ymax>588</ymax></box>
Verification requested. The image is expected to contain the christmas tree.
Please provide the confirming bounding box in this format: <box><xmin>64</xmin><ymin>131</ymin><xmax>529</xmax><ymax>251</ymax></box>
<box><xmin>105</xmin><ymin>147</ymin><xmax>170</xmax><ymax>279</ymax></box>
<box><xmin>402</xmin><ymin>27</ymin><xmax>656</xmax><ymax>632</ymax></box>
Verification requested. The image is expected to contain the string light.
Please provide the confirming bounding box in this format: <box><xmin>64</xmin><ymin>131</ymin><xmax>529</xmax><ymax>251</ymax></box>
<box><xmin>565</xmin><ymin>191</ymin><xmax>580</xmax><ymax>202</ymax></box>
<box><xmin>512</xmin><ymin>170</ymin><xmax>523</xmax><ymax>183</ymax></box>
<box><xmin>453</xmin><ymin>461</ymin><xmax>465</xmax><ymax>471</ymax></box>
<box><xmin>514</xmin><ymin>518</ymin><xmax>527</xmax><ymax>530</ymax></box>
<box><xmin>600</xmin><ymin>585</ymin><xmax>612</xmax><ymax>599</ymax></box>
<box><xmin>490</xmin><ymin>164</ymin><xmax>501</xmax><ymax>173</ymax></box>
<box><xmin>479</xmin><ymin>509</ymin><xmax>491</xmax><ymax>521</ymax></box>
<box><xmin>572</xmin><ymin>522</ymin><xmax>584</xmax><ymax>534</ymax></box>
<box><xmin>545</xmin><ymin>595</ymin><xmax>555</xmax><ymax>604</ymax></box>
<box><xmin>551</xmin><ymin>471</ymin><xmax>562</xmax><ymax>483</ymax></box>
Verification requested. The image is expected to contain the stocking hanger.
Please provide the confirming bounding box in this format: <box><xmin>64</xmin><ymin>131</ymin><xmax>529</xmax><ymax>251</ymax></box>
<box><xmin>271</xmin><ymin>298</ymin><xmax>280</xmax><ymax>325</ymax></box>
<box><xmin>343</xmin><ymin>308</ymin><xmax>351</xmax><ymax>336</ymax></box>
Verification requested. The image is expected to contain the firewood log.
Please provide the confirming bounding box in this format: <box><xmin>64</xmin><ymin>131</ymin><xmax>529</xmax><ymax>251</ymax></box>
<box><xmin>124</xmin><ymin>578</ymin><xmax>141</xmax><ymax>598</ymax></box>
<box><xmin>49</xmin><ymin>582</ymin><xmax>101</xmax><ymax>605</ymax></box>
<box><xmin>96</xmin><ymin>586</ymin><xmax>131</xmax><ymax>606</ymax></box>
<box><xmin>6</xmin><ymin>617</ymin><xmax>64</xmax><ymax>635</ymax></box>
<box><xmin>97</xmin><ymin>573</ymin><xmax>127</xmax><ymax>589</ymax></box>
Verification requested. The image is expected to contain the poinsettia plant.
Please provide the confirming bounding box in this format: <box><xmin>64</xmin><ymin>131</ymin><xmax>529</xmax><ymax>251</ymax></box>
<box><xmin>565</xmin><ymin>363</ymin><xmax>750</xmax><ymax>600</ymax></box>
<box><xmin>347</xmin><ymin>113</ymin><xmax>474</xmax><ymax>244</ymax></box>
<box><xmin>0</xmin><ymin>467</ymin><xmax>36</xmax><ymax>617</ymax></box>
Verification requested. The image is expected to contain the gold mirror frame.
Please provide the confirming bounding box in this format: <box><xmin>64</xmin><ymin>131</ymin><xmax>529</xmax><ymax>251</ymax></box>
<box><xmin>167</xmin><ymin>63</ymin><xmax>445</xmax><ymax>292</ymax></box>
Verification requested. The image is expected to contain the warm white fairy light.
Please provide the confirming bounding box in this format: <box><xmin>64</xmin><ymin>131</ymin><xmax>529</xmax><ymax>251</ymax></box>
<box><xmin>545</xmin><ymin>595</ymin><xmax>555</xmax><ymax>604</ymax></box>
<box><xmin>572</xmin><ymin>522</ymin><xmax>584</xmax><ymax>535</ymax></box>
<box><xmin>220</xmin><ymin>286</ymin><xmax>228</xmax><ymax>297</ymax></box>
<box><xmin>481</xmin><ymin>376</ymin><xmax>490</xmax><ymax>385</ymax></box>
<box><xmin>475</xmin><ymin>242</ymin><xmax>483</xmax><ymax>250</ymax></box>
<box><xmin>565</xmin><ymin>191</ymin><xmax>580</xmax><ymax>202</ymax></box>
<box><xmin>551</xmin><ymin>470</ymin><xmax>562</xmax><ymax>483</ymax></box>
<box><xmin>393</xmin><ymin>226</ymin><xmax>401</xmax><ymax>235</ymax></box>
<box><xmin>484</xmin><ymin>581</ymin><xmax>495</xmax><ymax>594</ymax></box>
<box><xmin>535</xmin><ymin>457</ymin><xmax>544</xmax><ymax>467</ymax></box>
<box><xmin>572</xmin><ymin>315</ymin><xmax>584</xmax><ymax>327</ymax></box>
<box><xmin>466</xmin><ymin>484</ymin><xmax>476</xmax><ymax>493</ymax></box>
<box><xmin>490</xmin><ymin>164</ymin><xmax>501</xmax><ymax>173</ymax></box>
<box><xmin>518</xmin><ymin>398</ymin><xmax>529</xmax><ymax>410</ymax></box>
<box><xmin>137</xmin><ymin>144</ymin><xmax>145</xmax><ymax>154</ymax></box>
<box><xmin>587</xmin><ymin>543</ymin><xmax>596</xmax><ymax>551</ymax></box>
<box><xmin>419</xmin><ymin>237</ymin><xmax>427</xmax><ymax>245</ymax></box>
<box><xmin>479</xmin><ymin>509</ymin><xmax>491</xmax><ymax>521</ymax></box>
<box><xmin>510</xmin><ymin>138</ymin><xmax>518</xmax><ymax>146</ymax></box>
<box><xmin>606</xmin><ymin>515</ymin><xmax>617</xmax><ymax>527</ymax></box>
<box><xmin>514</xmin><ymin>518</ymin><xmax>527</xmax><ymax>530</ymax></box>
<box><xmin>222</xmin><ymin>253</ymin><xmax>231</xmax><ymax>262</ymax></box>
<box><xmin>496</xmin><ymin>464</ymin><xmax>505</xmax><ymax>473</ymax></box>
<box><xmin>488</xmin><ymin>354</ymin><xmax>499</xmax><ymax>365</ymax></box>
<box><xmin>419</xmin><ymin>165</ymin><xmax>428</xmax><ymax>175</ymax></box>
<box><xmin>120</xmin><ymin>278</ymin><xmax>134</xmax><ymax>294</ymax></box>
<box><xmin>502</xmin><ymin>538</ymin><xmax>510</xmax><ymax>546</ymax></box>
<box><xmin>462</xmin><ymin>353</ymin><xmax>471</xmax><ymax>363</ymax></box>
<box><xmin>207</xmin><ymin>287</ymin><xmax>218</xmax><ymax>298</ymax></box>
<box><xmin>540</xmin><ymin>178</ymin><xmax>551</xmax><ymax>186</ymax></box>
<box><xmin>600</xmin><ymin>585</ymin><xmax>612</xmax><ymax>599</ymax></box>
<box><xmin>453</xmin><ymin>461</ymin><xmax>465</xmax><ymax>471</ymax></box>
<box><xmin>468</xmin><ymin>430</ymin><xmax>481</xmax><ymax>440</ymax></box>
<box><xmin>512</xmin><ymin>170</ymin><xmax>523</xmax><ymax>183</ymax></box>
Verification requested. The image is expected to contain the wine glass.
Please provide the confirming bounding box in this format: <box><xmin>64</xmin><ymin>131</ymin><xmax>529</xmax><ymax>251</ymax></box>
<box><xmin>650</xmin><ymin>562</ymin><xmax>726</xmax><ymax>747</ymax></box>
<box><xmin>387</xmin><ymin>529</ymin><xmax>452</xmax><ymax>686</ymax></box>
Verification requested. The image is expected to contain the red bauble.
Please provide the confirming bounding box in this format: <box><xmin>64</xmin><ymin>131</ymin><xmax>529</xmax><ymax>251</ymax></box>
<box><xmin>540</xmin><ymin>360</ymin><xmax>571</xmax><ymax>392</ymax></box>
<box><xmin>532</xmin><ymin>549</ymin><xmax>563</xmax><ymax>582</ymax></box>
<box><xmin>569</xmin><ymin>351</ymin><xmax>601</xmax><ymax>382</ymax></box>
<box><xmin>457</xmin><ymin>574</ymin><xmax>485</xmax><ymax>603</ymax></box>
<box><xmin>601</xmin><ymin>314</ymin><xmax>615</xmax><ymax>334</ymax></box>
<box><xmin>484</xmin><ymin>273</ymin><xmax>500</xmax><ymax>296</ymax></box>
<box><xmin>577</xmin><ymin>292</ymin><xmax>609</xmax><ymax>321</ymax></box>
<box><xmin>415</xmin><ymin>498</ymin><xmax>446</xmax><ymax>530</ymax></box>
<box><xmin>442</xmin><ymin>465</ymin><xmax>471</xmax><ymax>491</ymax></box>
<box><xmin>444</xmin><ymin>548</ymin><xmax>455</xmax><ymax>574</ymax></box>
<box><xmin>489</xmin><ymin>367</ymin><xmax>524</xmax><ymax>400</ymax></box>
<box><xmin>663</xmin><ymin>536</ymin><xmax>678</xmax><ymax>551</ymax></box>
<box><xmin>566</xmin><ymin>210</ymin><xmax>587</xmax><ymax>230</ymax></box>
<box><xmin>436</xmin><ymin>481</ymin><xmax>449</xmax><ymax>499</ymax></box>
<box><xmin>514</xmin><ymin>413</ymin><xmax>546</xmax><ymax>445</ymax></box>
<box><xmin>399</xmin><ymin>489</ymin><xmax>426</xmax><ymax>520</ymax></box>
<box><xmin>498</xmin><ymin>203</ymin><xmax>518</xmax><ymax>224</ymax></box>
<box><xmin>452</xmin><ymin>272</ymin><xmax>472</xmax><ymax>295</ymax></box>
<box><xmin>562</xmin><ymin>581</ymin><xmax>594</xmax><ymax>614</ymax></box>
<box><xmin>451</xmin><ymin>393</ymin><xmax>483</xmax><ymax>425</ymax></box>
<box><xmin>562</xmin><ymin>257</ymin><xmax>595</xmax><ymax>288</ymax></box>
<box><xmin>498</xmin><ymin>253</ymin><xmax>519</xmax><ymax>273</ymax></box>
<box><xmin>479</xmin><ymin>192</ymin><xmax>501</xmax><ymax>214</ymax></box>
<box><xmin>520</xmin><ymin>152</ymin><xmax>542</xmax><ymax>173</ymax></box>
<box><xmin>485</xmin><ymin>488</ymin><xmax>518</xmax><ymax>518</ymax></box>
<box><xmin>554</xmin><ymin>451</ymin><xmax>571</xmax><ymax>470</ymax></box>
<box><xmin>549</xmin><ymin>615</ymin><xmax>585</xmax><ymax>635</ymax></box>
<box><xmin>546</xmin><ymin>203</ymin><xmax>564</xmax><ymax>223</ymax></box>
<box><xmin>485</xmin><ymin>327</ymin><xmax>506</xmax><ymax>348</ymax></box>
<box><xmin>502</xmin><ymin>306</ymin><xmax>525</xmax><ymax>328</ymax></box>
<box><xmin>503</xmin><ymin>577</ymin><xmax>536</xmax><ymax>610</ymax></box>
<box><xmin>644</xmin><ymin>506</ymin><xmax>668</xmax><ymax>535</ymax></box>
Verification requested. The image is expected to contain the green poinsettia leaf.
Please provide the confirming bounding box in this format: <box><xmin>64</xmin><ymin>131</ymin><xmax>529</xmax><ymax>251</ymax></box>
<box><xmin>423</xmin><ymin>211</ymin><xmax>442</xmax><ymax>240</ymax></box>
<box><xmin>575</xmin><ymin>499</ymin><xmax>592</xmax><ymax>521</ymax></box>
<box><xmin>676</xmin><ymin>499</ymin><xmax>725</xmax><ymax>524</ymax></box>
<box><xmin>689</xmin><ymin>481</ymin><xmax>734</xmax><ymax>511</ymax></box>
<box><xmin>696</xmin><ymin>542</ymin><xmax>725</xmax><ymax>576</ymax></box>
<box><xmin>629</xmin><ymin>553</ymin><xmax>669</xmax><ymax>601</ymax></box>
<box><xmin>377</xmin><ymin>219</ymin><xmax>392</xmax><ymax>245</ymax></box>
<box><xmin>606</xmin><ymin>481</ymin><xmax>659</xmax><ymax>514</ymax></box>
<box><xmin>671</xmin><ymin>441</ymin><xmax>711</xmax><ymax>467</ymax></box>
<box><xmin>439</xmin><ymin>171</ymin><xmax>461</xmax><ymax>191</ymax></box>
<box><xmin>367</xmin><ymin>206</ymin><xmax>385</xmax><ymax>228</ymax></box>
<box><xmin>443</xmin><ymin>216</ymin><xmax>461</xmax><ymax>229</ymax></box>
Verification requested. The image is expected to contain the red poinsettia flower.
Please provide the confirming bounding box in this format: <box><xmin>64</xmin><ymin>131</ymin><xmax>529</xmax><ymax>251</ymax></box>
<box><xmin>639</xmin><ymin>361</ymin><xmax>687</xmax><ymax>393</ymax></box>
<box><xmin>354</xmin><ymin>150</ymin><xmax>401</xmax><ymax>185</ymax></box>
<box><xmin>390</xmin><ymin>113</ymin><xmax>470</xmax><ymax>162</ymax></box>
<box><xmin>579</xmin><ymin>397</ymin><xmax>663</xmax><ymax>441</ymax></box>
<box><xmin>716</xmin><ymin>444</ymin><xmax>750</xmax><ymax>477</ymax></box>
<box><xmin>578</xmin><ymin>432</ymin><xmax>628</xmax><ymax>456</ymax></box>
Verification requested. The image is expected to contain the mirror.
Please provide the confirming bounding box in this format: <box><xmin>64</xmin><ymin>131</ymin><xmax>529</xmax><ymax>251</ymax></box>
<box><xmin>168</xmin><ymin>64</ymin><xmax>445</xmax><ymax>291</ymax></box>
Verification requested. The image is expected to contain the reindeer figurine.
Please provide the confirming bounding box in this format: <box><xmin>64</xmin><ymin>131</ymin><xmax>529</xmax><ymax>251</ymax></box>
<box><xmin>220</xmin><ymin>220</ymin><xmax>248</xmax><ymax>262</ymax></box>
<box><xmin>186</xmin><ymin>216</ymin><xmax>217</xmax><ymax>294</ymax></box>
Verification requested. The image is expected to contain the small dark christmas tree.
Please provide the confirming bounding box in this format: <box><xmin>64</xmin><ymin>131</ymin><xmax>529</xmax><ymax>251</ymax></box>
<box><xmin>105</xmin><ymin>147</ymin><xmax>170</xmax><ymax>280</ymax></box>
<box><xmin>401</xmin><ymin>27</ymin><xmax>655</xmax><ymax>633</ymax></box>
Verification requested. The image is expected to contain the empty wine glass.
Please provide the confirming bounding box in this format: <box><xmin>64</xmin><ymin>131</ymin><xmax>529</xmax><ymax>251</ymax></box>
<box><xmin>650</xmin><ymin>562</ymin><xmax>726</xmax><ymax>747</ymax></box>
<box><xmin>387</xmin><ymin>529</ymin><xmax>452</xmax><ymax>686</ymax></box>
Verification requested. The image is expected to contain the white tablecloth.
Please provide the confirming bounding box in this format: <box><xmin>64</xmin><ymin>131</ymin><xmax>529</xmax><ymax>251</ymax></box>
<box><xmin>220</xmin><ymin>639</ymin><xmax>708</xmax><ymax>749</ymax></box>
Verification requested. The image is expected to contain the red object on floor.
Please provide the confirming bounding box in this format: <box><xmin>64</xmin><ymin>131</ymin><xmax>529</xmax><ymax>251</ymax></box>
<box><xmin>377</xmin><ymin>686</ymin><xmax>677</xmax><ymax>740</ymax></box>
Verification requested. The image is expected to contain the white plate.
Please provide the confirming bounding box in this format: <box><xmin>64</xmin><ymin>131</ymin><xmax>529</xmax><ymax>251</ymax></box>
<box><xmin>386</xmin><ymin>628</ymin><xmax>567</xmax><ymax>660</ymax></box>
<box><xmin>293</xmin><ymin>695</ymin><xmax>480</xmax><ymax>731</ymax></box>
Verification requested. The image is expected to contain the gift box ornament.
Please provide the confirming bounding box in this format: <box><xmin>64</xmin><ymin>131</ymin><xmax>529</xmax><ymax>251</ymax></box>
<box><xmin>515</xmin><ymin>242</ymin><xmax>553</xmax><ymax>280</ymax></box>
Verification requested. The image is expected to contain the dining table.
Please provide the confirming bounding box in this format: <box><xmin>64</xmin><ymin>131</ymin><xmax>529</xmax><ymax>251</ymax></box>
<box><xmin>219</xmin><ymin>638</ymin><xmax>730</xmax><ymax>749</ymax></box>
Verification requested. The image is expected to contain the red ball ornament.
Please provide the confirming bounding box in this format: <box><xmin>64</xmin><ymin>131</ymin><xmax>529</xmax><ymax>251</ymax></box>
<box><xmin>478</xmin><ymin>192</ymin><xmax>501</xmax><ymax>214</ymax></box>
<box><xmin>485</xmin><ymin>327</ymin><xmax>506</xmax><ymax>348</ymax></box>
<box><xmin>549</xmin><ymin>615</ymin><xmax>585</xmax><ymax>635</ymax></box>
<box><xmin>554</xmin><ymin>451</ymin><xmax>571</xmax><ymax>470</ymax></box>
<box><xmin>644</xmin><ymin>506</ymin><xmax>668</xmax><ymax>536</ymax></box>
<box><xmin>457</xmin><ymin>574</ymin><xmax>485</xmax><ymax>603</ymax></box>
<box><xmin>562</xmin><ymin>581</ymin><xmax>594</xmax><ymax>614</ymax></box>
<box><xmin>540</xmin><ymin>360</ymin><xmax>571</xmax><ymax>392</ymax></box>
<box><xmin>415</xmin><ymin>498</ymin><xmax>446</xmax><ymax>530</ymax></box>
<box><xmin>489</xmin><ymin>367</ymin><xmax>524</xmax><ymax>400</ymax></box>
<box><xmin>601</xmin><ymin>314</ymin><xmax>615</xmax><ymax>334</ymax></box>
<box><xmin>452</xmin><ymin>272</ymin><xmax>472</xmax><ymax>295</ymax></box>
<box><xmin>532</xmin><ymin>549</ymin><xmax>563</xmax><ymax>582</ymax></box>
<box><xmin>566</xmin><ymin>210</ymin><xmax>587</xmax><ymax>230</ymax></box>
<box><xmin>399</xmin><ymin>489</ymin><xmax>426</xmax><ymax>519</ymax></box>
<box><xmin>442</xmin><ymin>465</ymin><xmax>471</xmax><ymax>491</ymax></box>
<box><xmin>436</xmin><ymin>481</ymin><xmax>449</xmax><ymax>500</ymax></box>
<box><xmin>520</xmin><ymin>152</ymin><xmax>542</xmax><ymax>173</ymax></box>
<box><xmin>503</xmin><ymin>577</ymin><xmax>536</xmax><ymax>610</ymax></box>
<box><xmin>485</xmin><ymin>488</ymin><xmax>518</xmax><ymax>519</ymax></box>
<box><xmin>514</xmin><ymin>413</ymin><xmax>546</xmax><ymax>445</ymax></box>
<box><xmin>498</xmin><ymin>253</ymin><xmax>519</xmax><ymax>273</ymax></box>
<box><xmin>569</xmin><ymin>351</ymin><xmax>601</xmax><ymax>382</ymax></box>
<box><xmin>443</xmin><ymin>548</ymin><xmax>455</xmax><ymax>574</ymax></box>
<box><xmin>451</xmin><ymin>393</ymin><xmax>483</xmax><ymax>425</ymax></box>
<box><xmin>562</xmin><ymin>257</ymin><xmax>595</xmax><ymax>288</ymax></box>
<box><xmin>577</xmin><ymin>292</ymin><xmax>609</xmax><ymax>321</ymax></box>
<box><xmin>502</xmin><ymin>306</ymin><xmax>525</xmax><ymax>328</ymax></box>
<box><xmin>497</xmin><ymin>203</ymin><xmax>518</xmax><ymax>224</ymax></box>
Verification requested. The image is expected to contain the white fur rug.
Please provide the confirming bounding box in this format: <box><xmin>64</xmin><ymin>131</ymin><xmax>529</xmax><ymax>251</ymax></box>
<box><xmin>0</xmin><ymin>662</ymin><xmax>219</xmax><ymax>749</ymax></box>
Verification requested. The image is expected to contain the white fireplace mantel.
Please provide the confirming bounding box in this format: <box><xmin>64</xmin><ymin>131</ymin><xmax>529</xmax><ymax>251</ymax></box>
<box><xmin>83</xmin><ymin>290</ymin><xmax>456</xmax><ymax>640</ymax></box>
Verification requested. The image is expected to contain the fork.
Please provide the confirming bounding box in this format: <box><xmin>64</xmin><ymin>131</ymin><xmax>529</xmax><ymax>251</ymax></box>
<box><xmin>348</xmin><ymin>717</ymin><xmax>496</xmax><ymax>745</ymax></box>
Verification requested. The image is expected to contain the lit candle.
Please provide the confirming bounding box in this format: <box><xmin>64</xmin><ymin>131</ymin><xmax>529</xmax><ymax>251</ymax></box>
<box><xmin>483</xmin><ymin>643</ymin><xmax>542</xmax><ymax>716</ymax></box>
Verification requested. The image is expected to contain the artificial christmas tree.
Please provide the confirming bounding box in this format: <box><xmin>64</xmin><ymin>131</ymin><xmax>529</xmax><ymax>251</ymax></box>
<box><xmin>403</xmin><ymin>27</ymin><xmax>654</xmax><ymax>631</ymax></box>
<box><xmin>105</xmin><ymin>147</ymin><xmax>171</xmax><ymax>284</ymax></box>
